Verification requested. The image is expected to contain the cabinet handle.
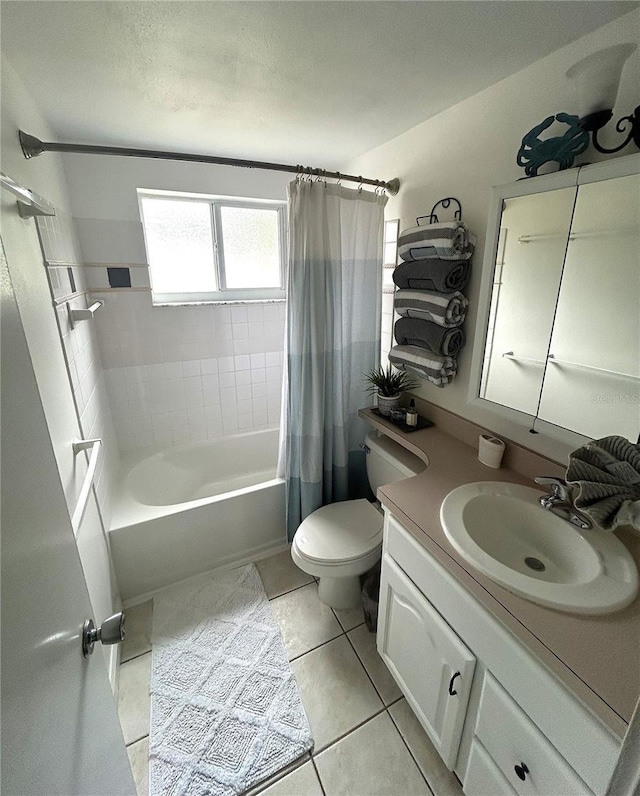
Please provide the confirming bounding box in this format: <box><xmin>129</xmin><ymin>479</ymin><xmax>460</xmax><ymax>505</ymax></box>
<box><xmin>514</xmin><ymin>763</ymin><xmax>529</xmax><ymax>781</ymax></box>
<box><xmin>448</xmin><ymin>671</ymin><xmax>460</xmax><ymax>696</ymax></box>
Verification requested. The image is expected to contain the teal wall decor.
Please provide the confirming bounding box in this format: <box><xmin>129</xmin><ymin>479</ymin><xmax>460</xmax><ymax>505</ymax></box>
<box><xmin>517</xmin><ymin>113</ymin><xmax>590</xmax><ymax>178</ymax></box>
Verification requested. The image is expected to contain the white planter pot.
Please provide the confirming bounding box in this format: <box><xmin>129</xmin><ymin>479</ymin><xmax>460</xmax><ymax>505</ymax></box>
<box><xmin>377</xmin><ymin>392</ymin><xmax>401</xmax><ymax>416</ymax></box>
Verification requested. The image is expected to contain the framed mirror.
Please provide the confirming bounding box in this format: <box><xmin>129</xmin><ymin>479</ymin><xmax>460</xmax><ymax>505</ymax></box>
<box><xmin>470</xmin><ymin>154</ymin><xmax>640</xmax><ymax>443</ymax></box>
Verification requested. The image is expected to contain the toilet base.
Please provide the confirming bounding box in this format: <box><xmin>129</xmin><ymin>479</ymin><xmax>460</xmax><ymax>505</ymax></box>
<box><xmin>317</xmin><ymin>574</ymin><xmax>362</xmax><ymax>609</ymax></box>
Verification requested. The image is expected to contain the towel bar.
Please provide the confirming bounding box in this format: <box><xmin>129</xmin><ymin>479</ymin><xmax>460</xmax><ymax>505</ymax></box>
<box><xmin>71</xmin><ymin>437</ymin><xmax>102</xmax><ymax>534</ymax></box>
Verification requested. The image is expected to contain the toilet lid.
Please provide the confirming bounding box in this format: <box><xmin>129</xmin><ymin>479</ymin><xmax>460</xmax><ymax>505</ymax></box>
<box><xmin>295</xmin><ymin>499</ymin><xmax>383</xmax><ymax>564</ymax></box>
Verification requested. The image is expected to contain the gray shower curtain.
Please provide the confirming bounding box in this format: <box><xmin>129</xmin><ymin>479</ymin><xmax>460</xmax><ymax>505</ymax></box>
<box><xmin>279</xmin><ymin>180</ymin><xmax>387</xmax><ymax>540</ymax></box>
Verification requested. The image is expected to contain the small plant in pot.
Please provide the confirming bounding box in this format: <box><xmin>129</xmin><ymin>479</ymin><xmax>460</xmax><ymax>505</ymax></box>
<box><xmin>364</xmin><ymin>365</ymin><xmax>419</xmax><ymax>416</ymax></box>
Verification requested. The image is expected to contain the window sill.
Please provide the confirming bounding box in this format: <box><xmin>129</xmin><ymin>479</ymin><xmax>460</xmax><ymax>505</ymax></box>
<box><xmin>152</xmin><ymin>298</ymin><xmax>286</xmax><ymax>308</ymax></box>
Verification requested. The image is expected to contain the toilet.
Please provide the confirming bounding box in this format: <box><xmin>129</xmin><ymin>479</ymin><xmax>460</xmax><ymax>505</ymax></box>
<box><xmin>291</xmin><ymin>430</ymin><xmax>426</xmax><ymax>609</ymax></box>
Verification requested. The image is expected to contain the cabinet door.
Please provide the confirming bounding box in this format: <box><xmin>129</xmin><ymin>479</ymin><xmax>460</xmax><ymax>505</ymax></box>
<box><xmin>378</xmin><ymin>554</ymin><xmax>476</xmax><ymax>769</ymax></box>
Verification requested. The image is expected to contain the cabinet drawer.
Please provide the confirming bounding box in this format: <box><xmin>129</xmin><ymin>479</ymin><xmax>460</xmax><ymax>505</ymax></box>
<box><xmin>474</xmin><ymin>673</ymin><xmax>592</xmax><ymax>796</ymax></box>
<box><xmin>465</xmin><ymin>739</ymin><xmax>517</xmax><ymax>796</ymax></box>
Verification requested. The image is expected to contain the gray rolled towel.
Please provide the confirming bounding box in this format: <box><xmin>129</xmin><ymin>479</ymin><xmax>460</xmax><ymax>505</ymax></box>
<box><xmin>394</xmin><ymin>317</ymin><xmax>465</xmax><ymax>357</ymax></box>
<box><xmin>394</xmin><ymin>289</ymin><xmax>469</xmax><ymax>328</ymax></box>
<box><xmin>392</xmin><ymin>259</ymin><xmax>470</xmax><ymax>293</ymax></box>
<box><xmin>566</xmin><ymin>436</ymin><xmax>640</xmax><ymax>531</ymax></box>
<box><xmin>388</xmin><ymin>345</ymin><xmax>457</xmax><ymax>388</ymax></box>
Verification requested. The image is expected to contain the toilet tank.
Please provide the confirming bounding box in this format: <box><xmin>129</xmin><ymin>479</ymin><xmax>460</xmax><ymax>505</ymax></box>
<box><xmin>365</xmin><ymin>430</ymin><xmax>426</xmax><ymax>492</ymax></box>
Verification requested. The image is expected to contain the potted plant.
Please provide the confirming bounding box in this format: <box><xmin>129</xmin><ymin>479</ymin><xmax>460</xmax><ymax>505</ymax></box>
<box><xmin>364</xmin><ymin>365</ymin><xmax>419</xmax><ymax>416</ymax></box>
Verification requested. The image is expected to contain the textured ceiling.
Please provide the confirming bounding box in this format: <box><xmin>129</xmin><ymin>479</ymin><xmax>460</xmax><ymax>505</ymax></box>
<box><xmin>1</xmin><ymin>1</ymin><xmax>635</xmax><ymax>168</ymax></box>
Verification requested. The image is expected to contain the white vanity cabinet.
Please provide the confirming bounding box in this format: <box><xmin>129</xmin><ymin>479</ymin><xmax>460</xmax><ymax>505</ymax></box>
<box><xmin>378</xmin><ymin>510</ymin><xmax>622</xmax><ymax>796</ymax></box>
<box><xmin>378</xmin><ymin>555</ymin><xmax>476</xmax><ymax>768</ymax></box>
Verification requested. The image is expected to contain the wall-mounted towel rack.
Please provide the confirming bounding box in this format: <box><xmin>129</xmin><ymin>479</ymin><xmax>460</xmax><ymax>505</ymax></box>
<box><xmin>67</xmin><ymin>299</ymin><xmax>103</xmax><ymax>329</ymax></box>
<box><xmin>71</xmin><ymin>438</ymin><xmax>102</xmax><ymax>534</ymax></box>
<box><xmin>502</xmin><ymin>351</ymin><xmax>545</xmax><ymax>366</ymax></box>
<box><xmin>547</xmin><ymin>356</ymin><xmax>639</xmax><ymax>381</ymax></box>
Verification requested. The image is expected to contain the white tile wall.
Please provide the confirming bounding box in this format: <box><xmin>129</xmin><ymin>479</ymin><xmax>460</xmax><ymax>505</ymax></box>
<box><xmin>36</xmin><ymin>210</ymin><xmax>121</xmax><ymax>529</ymax></box>
<box><xmin>92</xmin><ymin>291</ymin><xmax>285</xmax><ymax>455</ymax></box>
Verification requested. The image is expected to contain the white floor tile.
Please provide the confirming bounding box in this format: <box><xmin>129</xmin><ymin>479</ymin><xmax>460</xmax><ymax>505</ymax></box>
<box><xmin>389</xmin><ymin>699</ymin><xmax>463</xmax><ymax>796</ymax></box>
<box><xmin>270</xmin><ymin>582</ymin><xmax>342</xmax><ymax>659</ymax></box>
<box><xmin>256</xmin><ymin>760</ymin><xmax>323</xmax><ymax>796</ymax></box>
<box><xmin>291</xmin><ymin>636</ymin><xmax>383</xmax><ymax>753</ymax></box>
<box><xmin>118</xmin><ymin>652</ymin><xmax>151</xmax><ymax>745</ymax></box>
<box><xmin>347</xmin><ymin>624</ymin><xmax>402</xmax><ymax>706</ymax></box>
<box><xmin>314</xmin><ymin>711</ymin><xmax>432</xmax><ymax>795</ymax></box>
<box><xmin>331</xmin><ymin>603</ymin><xmax>365</xmax><ymax>632</ymax></box>
<box><xmin>257</xmin><ymin>549</ymin><xmax>314</xmax><ymax>599</ymax></box>
<box><xmin>122</xmin><ymin>600</ymin><xmax>153</xmax><ymax>662</ymax></box>
<box><xmin>126</xmin><ymin>736</ymin><xmax>149</xmax><ymax>796</ymax></box>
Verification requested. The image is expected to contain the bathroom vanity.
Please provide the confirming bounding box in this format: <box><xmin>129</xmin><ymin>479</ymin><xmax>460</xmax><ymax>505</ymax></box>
<box><xmin>359</xmin><ymin>407</ymin><xmax>640</xmax><ymax>796</ymax></box>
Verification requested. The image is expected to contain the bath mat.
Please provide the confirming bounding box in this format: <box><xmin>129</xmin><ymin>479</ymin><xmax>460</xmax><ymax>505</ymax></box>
<box><xmin>149</xmin><ymin>565</ymin><xmax>313</xmax><ymax>795</ymax></box>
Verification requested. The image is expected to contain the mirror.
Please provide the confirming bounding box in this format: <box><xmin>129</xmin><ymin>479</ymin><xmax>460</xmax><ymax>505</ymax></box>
<box><xmin>475</xmin><ymin>156</ymin><xmax>640</xmax><ymax>441</ymax></box>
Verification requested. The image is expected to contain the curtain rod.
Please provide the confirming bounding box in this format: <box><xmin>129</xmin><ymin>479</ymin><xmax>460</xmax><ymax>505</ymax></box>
<box><xmin>19</xmin><ymin>131</ymin><xmax>400</xmax><ymax>195</ymax></box>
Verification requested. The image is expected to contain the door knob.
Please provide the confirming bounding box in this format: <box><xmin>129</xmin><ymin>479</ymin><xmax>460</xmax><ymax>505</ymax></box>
<box><xmin>82</xmin><ymin>612</ymin><xmax>126</xmax><ymax>658</ymax></box>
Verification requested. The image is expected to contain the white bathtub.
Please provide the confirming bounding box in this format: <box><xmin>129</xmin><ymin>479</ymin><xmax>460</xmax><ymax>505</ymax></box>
<box><xmin>109</xmin><ymin>429</ymin><xmax>286</xmax><ymax>601</ymax></box>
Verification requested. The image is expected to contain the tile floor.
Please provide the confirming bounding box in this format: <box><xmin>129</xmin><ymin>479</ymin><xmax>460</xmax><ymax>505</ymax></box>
<box><xmin>118</xmin><ymin>550</ymin><xmax>463</xmax><ymax>796</ymax></box>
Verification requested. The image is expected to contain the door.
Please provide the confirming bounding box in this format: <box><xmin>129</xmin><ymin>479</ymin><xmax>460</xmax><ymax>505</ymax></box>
<box><xmin>1</xmin><ymin>217</ymin><xmax>135</xmax><ymax>794</ymax></box>
<box><xmin>378</xmin><ymin>554</ymin><xmax>476</xmax><ymax>769</ymax></box>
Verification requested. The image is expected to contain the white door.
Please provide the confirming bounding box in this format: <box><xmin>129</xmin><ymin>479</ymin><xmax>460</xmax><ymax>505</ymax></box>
<box><xmin>1</xmin><ymin>234</ymin><xmax>135</xmax><ymax>795</ymax></box>
<box><xmin>377</xmin><ymin>554</ymin><xmax>476</xmax><ymax>769</ymax></box>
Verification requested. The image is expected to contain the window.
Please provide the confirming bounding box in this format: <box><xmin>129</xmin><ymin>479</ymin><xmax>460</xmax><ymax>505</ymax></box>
<box><xmin>138</xmin><ymin>190</ymin><xmax>286</xmax><ymax>304</ymax></box>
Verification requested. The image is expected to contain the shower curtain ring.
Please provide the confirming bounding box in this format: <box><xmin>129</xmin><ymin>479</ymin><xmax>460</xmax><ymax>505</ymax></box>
<box><xmin>358</xmin><ymin>176</ymin><xmax>364</xmax><ymax>192</ymax></box>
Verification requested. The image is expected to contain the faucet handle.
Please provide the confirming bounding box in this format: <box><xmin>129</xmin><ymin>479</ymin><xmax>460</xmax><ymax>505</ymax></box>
<box><xmin>534</xmin><ymin>476</ymin><xmax>571</xmax><ymax>501</ymax></box>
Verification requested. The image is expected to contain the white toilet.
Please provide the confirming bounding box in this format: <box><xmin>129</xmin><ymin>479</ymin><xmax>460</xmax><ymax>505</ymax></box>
<box><xmin>291</xmin><ymin>430</ymin><xmax>426</xmax><ymax>609</ymax></box>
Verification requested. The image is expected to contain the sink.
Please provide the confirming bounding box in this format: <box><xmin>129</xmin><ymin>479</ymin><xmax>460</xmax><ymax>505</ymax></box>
<box><xmin>440</xmin><ymin>482</ymin><xmax>638</xmax><ymax>615</ymax></box>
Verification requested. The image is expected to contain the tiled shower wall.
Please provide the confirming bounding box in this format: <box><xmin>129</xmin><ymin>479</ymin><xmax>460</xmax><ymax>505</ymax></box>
<box><xmin>89</xmin><ymin>274</ymin><xmax>285</xmax><ymax>456</ymax></box>
<box><xmin>36</xmin><ymin>210</ymin><xmax>120</xmax><ymax>528</ymax></box>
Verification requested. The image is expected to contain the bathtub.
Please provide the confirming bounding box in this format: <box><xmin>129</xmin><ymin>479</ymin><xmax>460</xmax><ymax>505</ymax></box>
<box><xmin>109</xmin><ymin>429</ymin><xmax>286</xmax><ymax>601</ymax></box>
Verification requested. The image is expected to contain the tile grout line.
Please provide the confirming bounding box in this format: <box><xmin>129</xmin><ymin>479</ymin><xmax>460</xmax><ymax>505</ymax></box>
<box><xmin>121</xmin><ymin>648</ymin><xmax>153</xmax><ymax>666</ymax></box>
<box><xmin>343</xmin><ymin>628</ymin><xmax>391</xmax><ymax>708</ymax></box>
<box><xmin>386</xmin><ymin>706</ymin><xmax>435</xmax><ymax>795</ymax></box>
<box><xmin>309</xmin><ymin>703</ymin><xmax>388</xmax><ymax>760</ymax></box>
<box><xmin>310</xmin><ymin>756</ymin><xmax>327</xmax><ymax>796</ymax></box>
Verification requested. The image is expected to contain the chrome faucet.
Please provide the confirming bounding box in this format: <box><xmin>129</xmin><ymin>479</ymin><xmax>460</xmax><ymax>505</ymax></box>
<box><xmin>534</xmin><ymin>476</ymin><xmax>592</xmax><ymax>530</ymax></box>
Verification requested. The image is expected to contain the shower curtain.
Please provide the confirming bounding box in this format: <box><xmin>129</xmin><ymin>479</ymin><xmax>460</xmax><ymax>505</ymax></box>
<box><xmin>279</xmin><ymin>180</ymin><xmax>387</xmax><ymax>540</ymax></box>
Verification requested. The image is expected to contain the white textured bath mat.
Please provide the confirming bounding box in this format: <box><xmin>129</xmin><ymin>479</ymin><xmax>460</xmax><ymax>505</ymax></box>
<box><xmin>149</xmin><ymin>565</ymin><xmax>313</xmax><ymax>795</ymax></box>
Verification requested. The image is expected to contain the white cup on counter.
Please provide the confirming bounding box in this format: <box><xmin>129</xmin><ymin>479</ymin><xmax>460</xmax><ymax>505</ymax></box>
<box><xmin>478</xmin><ymin>433</ymin><xmax>505</xmax><ymax>469</ymax></box>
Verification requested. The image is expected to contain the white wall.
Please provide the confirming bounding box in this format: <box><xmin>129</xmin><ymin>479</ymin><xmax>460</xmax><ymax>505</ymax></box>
<box><xmin>1</xmin><ymin>55</ymin><xmax>121</xmax><ymax>678</ymax></box>
<box><xmin>343</xmin><ymin>10</ymin><xmax>640</xmax><ymax>463</ymax></box>
<box><xmin>62</xmin><ymin>156</ymin><xmax>290</xmax><ymax>454</ymax></box>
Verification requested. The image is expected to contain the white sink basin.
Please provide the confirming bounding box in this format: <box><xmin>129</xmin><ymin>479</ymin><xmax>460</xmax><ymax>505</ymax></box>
<box><xmin>440</xmin><ymin>482</ymin><xmax>638</xmax><ymax>615</ymax></box>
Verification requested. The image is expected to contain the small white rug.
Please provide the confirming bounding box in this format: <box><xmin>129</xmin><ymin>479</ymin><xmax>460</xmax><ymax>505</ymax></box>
<box><xmin>149</xmin><ymin>565</ymin><xmax>313</xmax><ymax>795</ymax></box>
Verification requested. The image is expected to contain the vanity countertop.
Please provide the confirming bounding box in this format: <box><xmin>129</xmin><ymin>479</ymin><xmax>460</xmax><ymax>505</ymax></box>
<box><xmin>360</xmin><ymin>408</ymin><xmax>640</xmax><ymax>738</ymax></box>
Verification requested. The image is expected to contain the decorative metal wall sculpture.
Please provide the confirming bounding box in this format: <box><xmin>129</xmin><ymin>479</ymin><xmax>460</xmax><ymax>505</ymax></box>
<box><xmin>517</xmin><ymin>113</ymin><xmax>590</xmax><ymax>178</ymax></box>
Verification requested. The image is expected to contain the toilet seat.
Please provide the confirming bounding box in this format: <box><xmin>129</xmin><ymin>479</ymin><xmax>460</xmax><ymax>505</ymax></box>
<box><xmin>293</xmin><ymin>499</ymin><xmax>383</xmax><ymax>564</ymax></box>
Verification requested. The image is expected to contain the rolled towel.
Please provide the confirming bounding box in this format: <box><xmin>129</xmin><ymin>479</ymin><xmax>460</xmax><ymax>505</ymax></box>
<box><xmin>566</xmin><ymin>436</ymin><xmax>640</xmax><ymax>531</ymax></box>
<box><xmin>394</xmin><ymin>317</ymin><xmax>465</xmax><ymax>357</ymax></box>
<box><xmin>393</xmin><ymin>259</ymin><xmax>470</xmax><ymax>293</ymax></box>
<box><xmin>388</xmin><ymin>344</ymin><xmax>457</xmax><ymax>388</ymax></box>
<box><xmin>394</xmin><ymin>289</ymin><xmax>468</xmax><ymax>328</ymax></box>
<box><xmin>398</xmin><ymin>221</ymin><xmax>476</xmax><ymax>261</ymax></box>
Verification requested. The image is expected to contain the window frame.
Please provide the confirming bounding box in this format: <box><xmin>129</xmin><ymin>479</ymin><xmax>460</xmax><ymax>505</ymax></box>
<box><xmin>138</xmin><ymin>188</ymin><xmax>287</xmax><ymax>305</ymax></box>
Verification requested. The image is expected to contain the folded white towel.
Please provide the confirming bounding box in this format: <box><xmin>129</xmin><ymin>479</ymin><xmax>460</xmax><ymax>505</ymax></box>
<box><xmin>398</xmin><ymin>221</ymin><xmax>476</xmax><ymax>262</ymax></box>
